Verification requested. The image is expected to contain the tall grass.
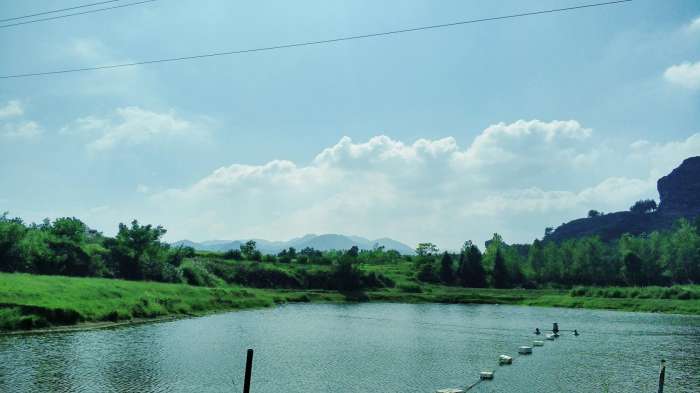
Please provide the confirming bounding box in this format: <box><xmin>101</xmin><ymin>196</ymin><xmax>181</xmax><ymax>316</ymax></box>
<box><xmin>569</xmin><ymin>285</ymin><xmax>700</xmax><ymax>300</ymax></box>
<box><xmin>0</xmin><ymin>273</ymin><xmax>273</xmax><ymax>331</ymax></box>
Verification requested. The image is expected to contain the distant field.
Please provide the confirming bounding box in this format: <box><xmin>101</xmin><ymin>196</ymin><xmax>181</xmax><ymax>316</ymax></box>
<box><xmin>1</xmin><ymin>272</ymin><xmax>699</xmax><ymax>332</ymax></box>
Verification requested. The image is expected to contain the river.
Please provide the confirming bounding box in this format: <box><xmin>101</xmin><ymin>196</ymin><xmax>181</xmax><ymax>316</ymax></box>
<box><xmin>1</xmin><ymin>303</ymin><xmax>699</xmax><ymax>392</ymax></box>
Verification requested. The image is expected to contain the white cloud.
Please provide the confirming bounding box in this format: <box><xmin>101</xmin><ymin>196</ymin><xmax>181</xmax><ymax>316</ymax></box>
<box><xmin>140</xmin><ymin>120</ymin><xmax>700</xmax><ymax>248</ymax></box>
<box><xmin>61</xmin><ymin>107</ymin><xmax>208</xmax><ymax>152</ymax></box>
<box><xmin>1</xmin><ymin>100</ymin><xmax>42</xmax><ymax>140</ymax></box>
<box><xmin>664</xmin><ymin>61</ymin><xmax>700</xmax><ymax>90</ymax></box>
<box><xmin>0</xmin><ymin>100</ymin><xmax>23</xmax><ymax>119</ymax></box>
<box><xmin>2</xmin><ymin>121</ymin><xmax>42</xmax><ymax>139</ymax></box>
<box><xmin>687</xmin><ymin>16</ymin><xmax>700</xmax><ymax>33</ymax></box>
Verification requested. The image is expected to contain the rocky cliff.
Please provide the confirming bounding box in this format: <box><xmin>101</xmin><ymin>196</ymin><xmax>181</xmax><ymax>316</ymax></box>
<box><xmin>546</xmin><ymin>156</ymin><xmax>700</xmax><ymax>242</ymax></box>
<box><xmin>657</xmin><ymin>156</ymin><xmax>700</xmax><ymax>216</ymax></box>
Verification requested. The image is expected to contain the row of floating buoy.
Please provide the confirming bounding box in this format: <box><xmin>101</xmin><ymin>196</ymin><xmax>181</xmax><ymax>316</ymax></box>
<box><xmin>436</xmin><ymin>322</ymin><xmax>578</xmax><ymax>392</ymax></box>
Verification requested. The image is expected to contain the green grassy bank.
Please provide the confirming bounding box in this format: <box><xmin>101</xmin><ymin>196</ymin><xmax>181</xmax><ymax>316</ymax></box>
<box><xmin>1</xmin><ymin>273</ymin><xmax>699</xmax><ymax>332</ymax></box>
<box><xmin>0</xmin><ymin>273</ymin><xmax>275</xmax><ymax>331</ymax></box>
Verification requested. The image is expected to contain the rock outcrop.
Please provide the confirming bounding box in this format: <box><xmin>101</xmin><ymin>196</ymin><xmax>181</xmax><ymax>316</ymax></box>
<box><xmin>657</xmin><ymin>156</ymin><xmax>700</xmax><ymax>216</ymax></box>
<box><xmin>547</xmin><ymin>156</ymin><xmax>700</xmax><ymax>242</ymax></box>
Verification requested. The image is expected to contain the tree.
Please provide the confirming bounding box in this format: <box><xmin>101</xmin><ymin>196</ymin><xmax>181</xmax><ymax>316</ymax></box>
<box><xmin>587</xmin><ymin>210</ymin><xmax>601</xmax><ymax>218</ymax></box>
<box><xmin>492</xmin><ymin>249</ymin><xmax>510</xmax><ymax>288</ymax></box>
<box><xmin>240</xmin><ymin>240</ymin><xmax>257</xmax><ymax>260</ymax></box>
<box><xmin>300</xmin><ymin>247</ymin><xmax>322</xmax><ymax>263</ymax></box>
<box><xmin>630</xmin><ymin>199</ymin><xmax>657</xmax><ymax>214</ymax></box>
<box><xmin>346</xmin><ymin>245</ymin><xmax>359</xmax><ymax>258</ymax></box>
<box><xmin>415</xmin><ymin>242</ymin><xmax>438</xmax><ymax>257</ymax></box>
<box><xmin>0</xmin><ymin>213</ymin><xmax>27</xmax><ymax>272</ymax></box>
<box><xmin>333</xmin><ymin>256</ymin><xmax>362</xmax><ymax>290</ymax></box>
<box><xmin>527</xmin><ymin>239</ymin><xmax>545</xmax><ymax>282</ymax></box>
<box><xmin>105</xmin><ymin>220</ymin><xmax>168</xmax><ymax>280</ymax></box>
<box><xmin>468</xmin><ymin>245</ymin><xmax>487</xmax><ymax>287</ymax></box>
<box><xmin>622</xmin><ymin>252</ymin><xmax>643</xmax><ymax>286</ymax></box>
<box><xmin>416</xmin><ymin>262</ymin><xmax>438</xmax><ymax>283</ymax></box>
<box><xmin>224</xmin><ymin>249</ymin><xmax>243</xmax><ymax>260</ymax></box>
<box><xmin>439</xmin><ymin>252</ymin><xmax>455</xmax><ymax>284</ymax></box>
<box><xmin>544</xmin><ymin>227</ymin><xmax>554</xmax><ymax>238</ymax></box>
<box><xmin>457</xmin><ymin>243</ymin><xmax>486</xmax><ymax>288</ymax></box>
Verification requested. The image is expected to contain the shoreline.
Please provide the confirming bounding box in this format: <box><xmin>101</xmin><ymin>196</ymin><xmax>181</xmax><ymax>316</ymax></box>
<box><xmin>3</xmin><ymin>294</ymin><xmax>698</xmax><ymax>336</ymax></box>
<box><xmin>2</xmin><ymin>273</ymin><xmax>698</xmax><ymax>334</ymax></box>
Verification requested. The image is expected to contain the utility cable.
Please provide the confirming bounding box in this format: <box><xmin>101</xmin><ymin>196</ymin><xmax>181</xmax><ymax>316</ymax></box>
<box><xmin>0</xmin><ymin>0</ymin><xmax>125</xmax><ymax>22</ymax></box>
<box><xmin>0</xmin><ymin>0</ymin><xmax>633</xmax><ymax>79</ymax></box>
<box><xmin>0</xmin><ymin>0</ymin><xmax>157</xmax><ymax>29</ymax></box>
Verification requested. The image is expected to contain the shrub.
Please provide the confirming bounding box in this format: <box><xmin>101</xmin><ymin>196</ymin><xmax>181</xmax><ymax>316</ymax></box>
<box><xmin>179</xmin><ymin>261</ymin><xmax>220</xmax><ymax>287</ymax></box>
<box><xmin>223</xmin><ymin>249</ymin><xmax>243</xmax><ymax>260</ymax></box>
<box><xmin>398</xmin><ymin>283</ymin><xmax>422</xmax><ymax>293</ymax></box>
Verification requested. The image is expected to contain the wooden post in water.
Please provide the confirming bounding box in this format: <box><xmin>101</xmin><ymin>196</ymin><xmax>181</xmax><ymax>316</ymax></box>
<box><xmin>657</xmin><ymin>359</ymin><xmax>666</xmax><ymax>393</ymax></box>
<box><xmin>243</xmin><ymin>349</ymin><xmax>254</xmax><ymax>393</ymax></box>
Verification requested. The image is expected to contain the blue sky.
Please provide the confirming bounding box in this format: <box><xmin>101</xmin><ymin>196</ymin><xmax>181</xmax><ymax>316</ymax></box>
<box><xmin>1</xmin><ymin>0</ymin><xmax>700</xmax><ymax>249</ymax></box>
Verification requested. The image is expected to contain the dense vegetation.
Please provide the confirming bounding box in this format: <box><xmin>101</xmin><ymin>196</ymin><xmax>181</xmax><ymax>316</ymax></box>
<box><xmin>0</xmin><ymin>213</ymin><xmax>395</xmax><ymax>292</ymax></box>
<box><xmin>2</xmin><ymin>212</ymin><xmax>700</xmax><ymax>292</ymax></box>
<box><xmin>2</xmin><ymin>209</ymin><xmax>700</xmax><ymax>331</ymax></box>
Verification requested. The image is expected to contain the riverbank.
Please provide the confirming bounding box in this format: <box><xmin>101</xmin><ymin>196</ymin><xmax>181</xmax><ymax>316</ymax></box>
<box><xmin>1</xmin><ymin>273</ymin><xmax>699</xmax><ymax>333</ymax></box>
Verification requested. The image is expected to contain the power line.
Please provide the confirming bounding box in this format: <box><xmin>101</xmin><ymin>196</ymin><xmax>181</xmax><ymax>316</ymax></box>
<box><xmin>0</xmin><ymin>0</ymin><xmax>157</xmax><ymax>29</ymax></box>
<box><xmin>0</xmin><ymin>0</ymin><xmax>125</xmax><ymax>23</ymax></box>
<box><xmin>0</xmin><ymin>0</ymin><xmax>633</xmax><ymax>80</ymax></box>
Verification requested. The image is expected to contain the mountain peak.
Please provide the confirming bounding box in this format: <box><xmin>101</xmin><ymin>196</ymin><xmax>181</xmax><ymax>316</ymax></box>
<box><xmin>173</xmin><ymin>233</ymin><xmax>414</xmax><ymax>254</ymax></box>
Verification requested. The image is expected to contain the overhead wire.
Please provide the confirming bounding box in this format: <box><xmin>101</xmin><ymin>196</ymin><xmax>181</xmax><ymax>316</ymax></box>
<box><xmin>0</xmin><ymin>0</ymin><xmax>126</xmax><ymax>23</ymax></box>
<box><xmin>0</xmin><ymin>0</ymin><xmax>157</xmax><ymax>29</ymax></box>
<box><xmin>0</xmin><ymin>0</ymin><xmax>633</xmax><ymax>79</ymax></box>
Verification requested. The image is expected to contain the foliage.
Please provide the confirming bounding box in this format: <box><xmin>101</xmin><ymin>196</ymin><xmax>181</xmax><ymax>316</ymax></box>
<box><xmin>415</xmin><ymin>242</ymin><xmax>438</xmax><ymax>256</ymax></box>
<box><xmin>630</xmin><ymin>199</ymin><xmax>658</xmax><ymax>214</ymax></box>
<box><xmin>588</xmin><ymin>209</ymin><xmax>602</xmax><ymax>218</ymax></box>
<box><xmin>439</xmin><ymin>252</ymin><xmax>455</xmax><ymax>284</ymax></box>
<box><xmin>2</xmin><ymin>212</ymin><xmax>700</xmax><ymax>293</ymax></box>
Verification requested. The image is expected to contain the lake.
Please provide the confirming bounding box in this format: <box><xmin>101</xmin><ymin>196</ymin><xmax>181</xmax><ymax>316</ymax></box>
<box><xmin>1</xmin><ymin>303</ymin><xmax>699</xmax><ymax>392</ymax></box>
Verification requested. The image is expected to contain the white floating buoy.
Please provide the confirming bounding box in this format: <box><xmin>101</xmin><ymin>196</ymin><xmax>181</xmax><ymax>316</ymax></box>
<box><xmin>480</xmin><ymin>371</ymin><xmax>495</xmax><ymax>380</ymax></box>
<box><xmin>498</xmin><ymin>355</ymin><xmax>513</xmax><ymax>365</ymax></box>
<box><xmin>545</xmin><ymin>333</ymin><xmax>555</xmax><ymax>340</ymax></box>
<box><xmin>533</xmin><ymin>340</ymin><xmax>545</xmax><ymax>346</ymax></box>
<box><xmin>436</xmin><ymin>389</ymin><xmax>464</xmax><ymax>393</ymax></box>
<box><xmin>518</xmin><ymin>346</ymin><xmax>533</xmax><ymax>354</ymax></box>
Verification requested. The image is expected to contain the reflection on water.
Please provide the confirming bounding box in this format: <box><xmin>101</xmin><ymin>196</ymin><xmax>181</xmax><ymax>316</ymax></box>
<box><xmin>1</xmin><ymin>303</ymin><xmax>699</xmax><ymax>392</ymax></box>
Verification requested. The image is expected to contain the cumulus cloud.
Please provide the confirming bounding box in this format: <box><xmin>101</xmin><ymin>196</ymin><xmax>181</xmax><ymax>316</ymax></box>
<box><xmin>1</xmin><ymin>101</ymin><xmax>42</xmax><ymax>140</ymax></box>
<box><xmin>688</xmin><ymin>16</ymin><xmax>700</xmax><ymax>33</ymax></box>
<box><xmin>140</xmin><ymin>120</ymin><xmax>700</xmax><ymax>248</ymax></box>
<box><xmin>62</xmin><ymin>107</ymin><xmax>208</xmax><ymax>152</ymax></box>
<box><xmin>2</xmin><ymin>121</ymin><xmax>42</xmax><ymax>139</ymax></box>
<box><xmin>0</xmin><ymin>100</ymin><xmax>23</xmax><ymax>119</ymax></box>
<box><xmin>664</xmin><ymin>61</ymin><xmax>700</xmax><ymax>90</ymax></box>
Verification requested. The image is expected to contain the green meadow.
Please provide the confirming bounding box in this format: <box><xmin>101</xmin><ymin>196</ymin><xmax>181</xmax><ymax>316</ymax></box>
<box><xmin>2</xmin><ymin>272</ymin><xmax>698</xmax><ymax>332</ymax></box>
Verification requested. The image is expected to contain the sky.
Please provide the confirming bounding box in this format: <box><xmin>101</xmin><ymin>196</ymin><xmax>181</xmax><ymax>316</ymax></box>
<box><xmin>1</xmin><ymin>0</ymin><xmax>700</xmax><ymax>250</ymax></box>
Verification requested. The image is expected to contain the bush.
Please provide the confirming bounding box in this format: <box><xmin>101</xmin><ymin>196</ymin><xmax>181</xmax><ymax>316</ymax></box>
<box><xmin>179</xmin><ymin>261</ymin><xmax>220</xmax><ymax>287</ymax></box>
<box><xmin>223</xmin><ymin>249</ymin><xmax>243</xmax><ymax>260</ymax></box>
<box><xmin>569</xmin><ymin>286</ymin><xmax>589</xmax><ymax>297</ymax></box>
<box><xmin>398</xmin><ymin>283</ymin><xmax>422</xmax><ymax>293</ymax></box>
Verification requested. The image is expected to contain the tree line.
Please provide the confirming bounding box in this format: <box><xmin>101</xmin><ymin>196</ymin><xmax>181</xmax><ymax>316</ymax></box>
<box><xmin>1</xmin><ymin>212</ymin><xmax>699</xmax><ymax>289</ymax></box>
<box><xmin>413</xmin><ymin>218</ymin><xmax>700</xmax><ymax>288</ymax></box>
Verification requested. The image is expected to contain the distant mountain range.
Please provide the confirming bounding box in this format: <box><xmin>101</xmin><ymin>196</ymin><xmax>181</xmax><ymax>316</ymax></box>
<box><xmin>172</xmin><ymin>234</ymin><xmax>415</xmax><ymax>255</ymax></box>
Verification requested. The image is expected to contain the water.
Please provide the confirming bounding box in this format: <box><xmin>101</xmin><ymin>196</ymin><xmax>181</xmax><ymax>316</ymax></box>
<box><xmin>1</xmin><ymin>303</ymin><xmax>699</xmax><ymax>393</ymax></box>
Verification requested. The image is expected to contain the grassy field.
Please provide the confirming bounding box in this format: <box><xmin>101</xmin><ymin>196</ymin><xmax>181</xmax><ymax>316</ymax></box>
<box><xmin>1</xmin><ymin>272</ymin><xmax>699</xmax><ymax>332</ymax></box>
<box><xmin>0</xmin><ymin>273</ymin><xmax>274</xmax><ymax>331</ymax></box>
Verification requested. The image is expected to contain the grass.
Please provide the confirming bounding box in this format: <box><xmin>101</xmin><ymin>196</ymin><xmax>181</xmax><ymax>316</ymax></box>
<box><xmin>1</xmin><ymin>272</ymin><xmax>699</xmax><ymax>332</ymax></box>
<box><xmin>569</xmin><ymin>285</ymin><xmax>700</xmax><ymax>300</ymax></box>
<box><xmin>0</xmin><ymin>273</ymin><xmax>275</xmax><ymax>331</ymax></box>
